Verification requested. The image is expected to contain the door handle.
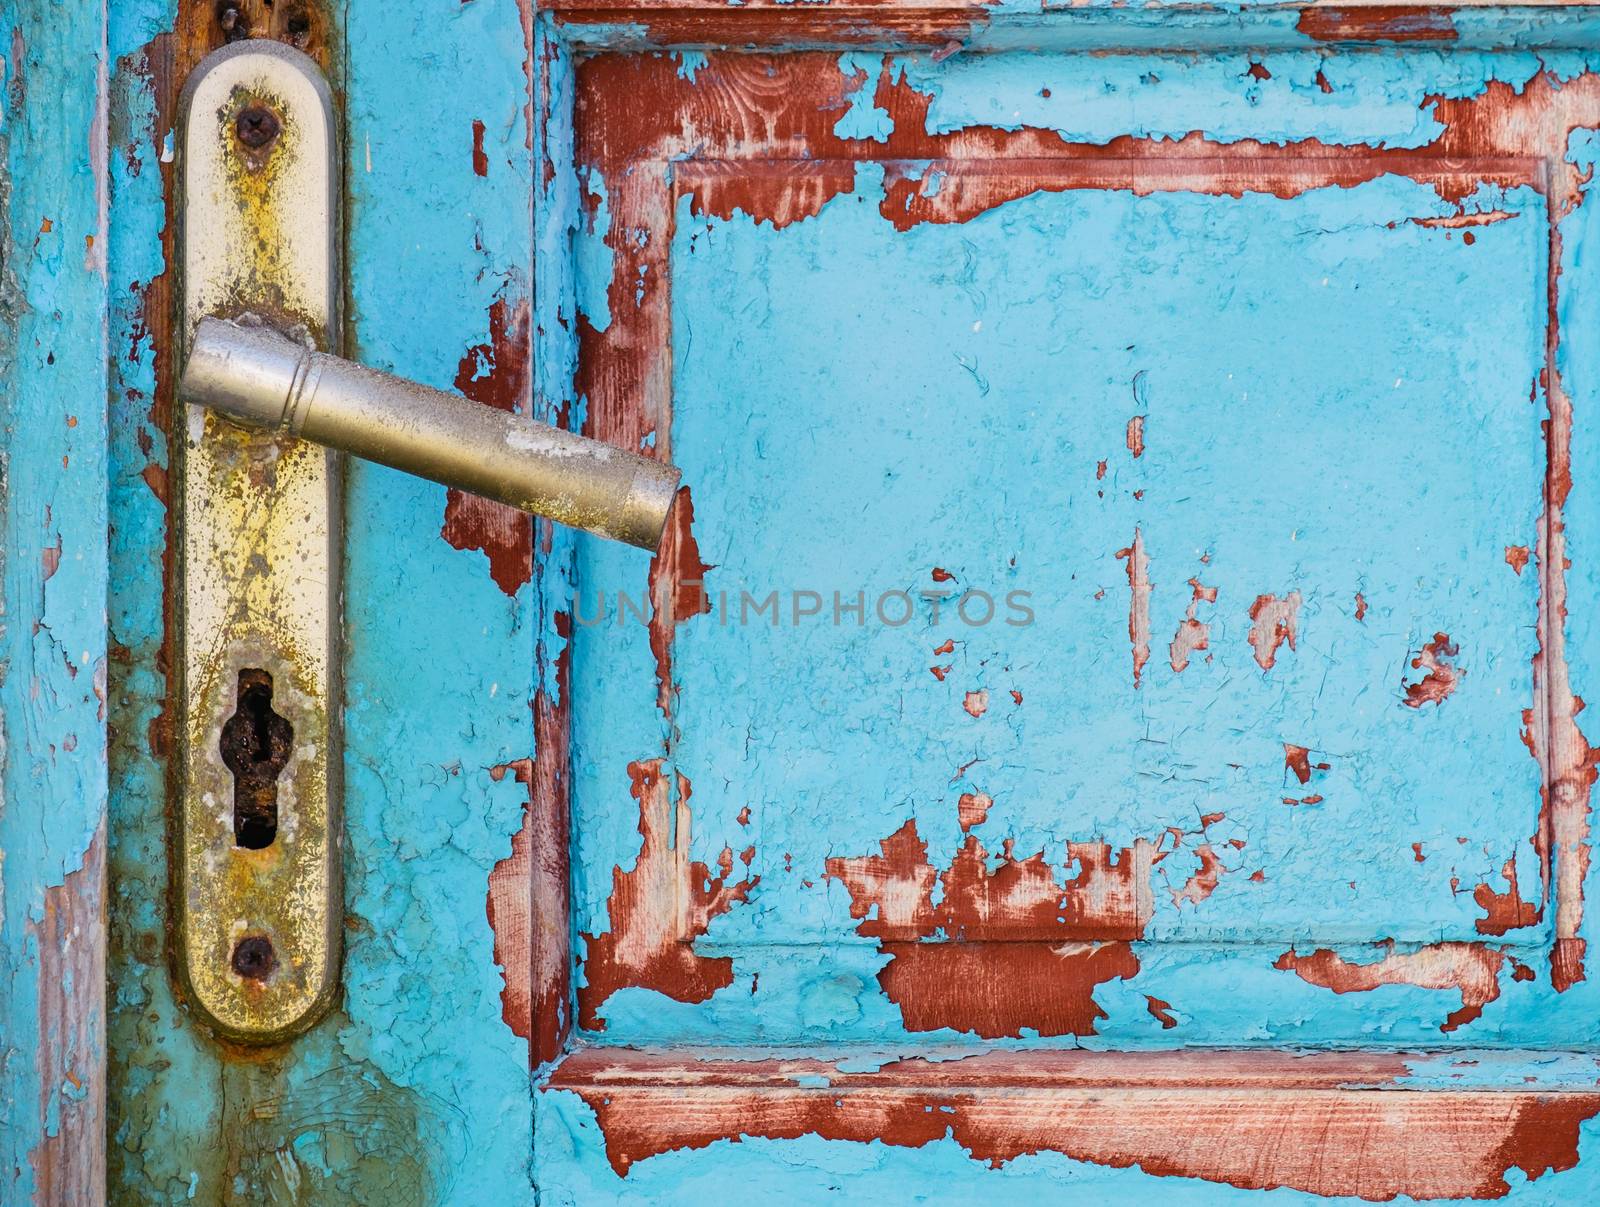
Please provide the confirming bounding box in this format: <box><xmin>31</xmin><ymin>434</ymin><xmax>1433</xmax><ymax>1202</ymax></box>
<box><xmin>179</xmin><ymin>316</ymin><xmax>681</xmax><ymax>552</ymax></box>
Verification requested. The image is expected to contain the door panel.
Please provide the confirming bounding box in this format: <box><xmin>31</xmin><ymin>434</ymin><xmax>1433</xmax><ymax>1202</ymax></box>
<box><xmin>567</xmin><ymin>47</ymin><xmax>1581</xmax><ymax>1050</ymax></box>
<box><xmin>542</xmin><ymin>20</ymin><xmax>1600</xmax><ymax>1204</ymax></box>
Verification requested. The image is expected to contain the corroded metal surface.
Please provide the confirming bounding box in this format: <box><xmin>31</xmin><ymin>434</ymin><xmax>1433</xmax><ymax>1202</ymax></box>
<box><xmin>179</xmin><ymin>316</ymin><xmax>682</xmax><ymax>549</ymax></box>
<box><xmin>175</xmin><ymin>39</ymin><xmax>340</xmax><ymax>1043</ymax></box>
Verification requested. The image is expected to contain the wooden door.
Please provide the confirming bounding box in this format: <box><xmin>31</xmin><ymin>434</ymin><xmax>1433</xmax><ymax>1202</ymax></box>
<box><xmin>8</xmin><ymin>1</ymin><xmax>1600</xmax><ymax>1204</ymax></box>
<box><xmin>536</xmin><ymin>5</ymin><xmax>1600</xmax><ymax>1203</ymax></box>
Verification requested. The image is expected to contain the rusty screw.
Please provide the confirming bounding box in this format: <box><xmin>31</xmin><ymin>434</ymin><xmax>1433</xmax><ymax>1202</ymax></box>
<box><xmin>235</xmin><ymin>105</ymin><xmax>281</xmax><ymax>150</ymax></box>
<box><xmin>231</xmin><ymin>935</ymin><xmax>277</xmax><ymax>981</ymax></box>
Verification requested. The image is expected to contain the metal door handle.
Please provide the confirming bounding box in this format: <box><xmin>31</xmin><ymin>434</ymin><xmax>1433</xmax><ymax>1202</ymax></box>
<box><xmin>179</xmin><ymin>316</ymin><xmax>680</xmax><ymax>551</ymax></box>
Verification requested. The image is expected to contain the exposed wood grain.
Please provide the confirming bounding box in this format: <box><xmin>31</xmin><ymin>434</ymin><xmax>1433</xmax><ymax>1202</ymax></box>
<box><xmin>549</xmin><ymin>1047</ymin><xmax>1600</xmax><ymax>1197</ymax></box>
<box><xmin>30</xmin><ymin>826</ymin><xmax>107</xmax><ymax>1204</ymax></box>
<box><xmin>0</xmin><ymin>0</ymin><xmax>111</xmax><ymax>1199</ymax></box>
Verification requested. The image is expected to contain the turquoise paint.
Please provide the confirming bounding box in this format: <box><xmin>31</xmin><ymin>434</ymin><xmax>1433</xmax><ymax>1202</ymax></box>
<box><xmin>0</xmin><ymin>0</ymin><xmax>110</xmax><ymax>1197</ymax></box>
<box><xmin>833</xmin><ymin>52</ymin><xmax>895</xmax><ymax>143</ymax></box>
<box><xmin>545</xmin><ymin>40</ymin><xmax>1600</xmax><ymax>1199</ymax></box>
<box><xmin>559</xmin><ymin>9</ymin><xmax>1600</xmax><ymax>55</ymax></box>
<box><xmin>56</xmin><ymin>7</ymin><xmax>1600</xmax><ymax>1202</ymax></box>
<box><xmin>577</xmin><ymin>161</ymin><xmax>1553</xmax><ymax>1041</ymax></box>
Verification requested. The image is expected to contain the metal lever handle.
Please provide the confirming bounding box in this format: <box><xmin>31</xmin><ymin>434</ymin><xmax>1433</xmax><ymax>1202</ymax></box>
<box><xmin>178</xmin><ymin>316</ymin><xmax>681</xmax><ymax>551</ymax></box>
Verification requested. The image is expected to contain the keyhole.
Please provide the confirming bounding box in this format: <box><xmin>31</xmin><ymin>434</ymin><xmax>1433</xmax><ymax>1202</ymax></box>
<box><xmin>220</xmin><ymin>669</ymin><xmax>292</xmax><ymax>849</ymax></box>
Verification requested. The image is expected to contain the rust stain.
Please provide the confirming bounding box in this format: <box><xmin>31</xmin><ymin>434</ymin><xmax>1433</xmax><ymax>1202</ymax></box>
<box><xmin>1402</xmin><ymin>632</ymin><xmax>1462</xmax><ymax>708</ymax></box>
<box><xmin>441</xmin><ymin>296</ymin><xmax>533</xmax><ymax>596</ymax></box>
<box><xmin>1506</xmin><ymin>545</ymin><xmax>1531</xmax><ymax>574</ymax></box>
<box><xmin>1115</xmin><ymin>528</ymin><xmax>1151</xmax><ymax>687</ymax></box>
<box><xmin>1246</xmin><ymin>591</ymin><xmax>1300</xmax><ymax>671</ymax></box>
<box><xmin>1274</xmin><ymin>942</ymin><xmax>1505</xmax><ymax>1033</ymax></box>
<box><xmin>1169</xmin><ymin>576</ymin><xmax>1215</xmax><ymax>673</ymax></box>
<box><xmin>1473</xmin><ymin>855</ymin><xmax>1540</xmax><ymax>936</ymax></box>
<box><xmin>578</xmin><ymin>760</ymin><xmax>757</xmax><ymax>1031</ymax></box>
<box><xmin>647</xmin><ymin>485</ymin><xmax>713</xmax><ymax>714</ymax></box>
<box><xmin>1354</xmin><ymin>591</ymin><xmax>1368</xmax><ymax>621</ymax></box>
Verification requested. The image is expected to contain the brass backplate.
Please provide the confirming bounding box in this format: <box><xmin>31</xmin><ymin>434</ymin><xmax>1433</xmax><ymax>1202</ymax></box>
<box><xmin>175</xmin><ymin>40</ymin><xmax>340</xmax><ymax>1043</ymax></box>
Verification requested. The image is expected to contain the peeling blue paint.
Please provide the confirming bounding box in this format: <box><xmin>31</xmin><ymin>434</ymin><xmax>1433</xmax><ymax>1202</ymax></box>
<box><xmin>833</xmin><ymin>52</ymin><xmax>895</xmax><ymax>143</ymax></box>
<box><xmin>58</xmin><ymin>6</ymin><xmax>1600</xmax><ymax>1202</ymax></box>
<box><xmin>0</xmin><ymin>0</ymin><xmax>110</xmax><ymax>1197</ymax></box>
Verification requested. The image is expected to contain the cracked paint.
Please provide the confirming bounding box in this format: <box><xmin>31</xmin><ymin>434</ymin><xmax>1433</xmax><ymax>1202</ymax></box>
<box><xmin>53</xmin><ymin>2</ymin><xmax>1600</xmax><ymax>1201</ymax></box>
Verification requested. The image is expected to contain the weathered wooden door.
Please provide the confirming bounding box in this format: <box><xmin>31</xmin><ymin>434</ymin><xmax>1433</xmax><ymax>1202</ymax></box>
<box><xmin>11</xmin><ymin>0</ymin><xmax>1600</xmax><ymax>1203</ymax></box>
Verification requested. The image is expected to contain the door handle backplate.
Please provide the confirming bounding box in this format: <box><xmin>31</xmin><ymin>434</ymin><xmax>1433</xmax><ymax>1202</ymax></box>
<box><xmin>175</xmin><ymin>39</ymin><xmax>341</xmax><ymax>1044</ymax></box>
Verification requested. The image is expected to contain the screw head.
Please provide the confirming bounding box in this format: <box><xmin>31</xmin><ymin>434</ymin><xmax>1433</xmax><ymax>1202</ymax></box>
<box><xmin>235</xmin><ymin>106</ymin><xmax>281</xmax><ymax>150</ymax></box>
<box><xmin>231</xmin><ymin>935</ymin><xmax>277</xmax><ymax>981</ymax></box>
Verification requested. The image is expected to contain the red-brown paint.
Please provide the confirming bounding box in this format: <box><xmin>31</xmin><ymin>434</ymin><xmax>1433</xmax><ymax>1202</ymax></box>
<box><xmin>548</xmin><ymin>1047</ymin><xmax>1600</xmax><ymax>1197</ymax></box>
<box><xmin>1275</xmin><ymin>942</ymin><xmax>1506</xmax><ymax>1033</ymax></box>
<box><xmin>568</xmin><ymin>45</ymin><xmax>1600</xmax><ymax>1060</ymax></box>
<box><xmin>528</xmin><ymin>619</ymin><xmax>575</xmax><ymax>1065</ymax></box>
<box><xmin>1473</xmin><ymin>855</ymin><xmax>1540</xmax><ymax>936</ymax></box>
<box><xmin>824</xmin><ymin>816</ymin><xmax>1184</xmax><ymax>1037</ymax></box>
<box><xmin>647</xmin><ymin>485</ymin><xmax>713</xmax><ymax>713</ymax></box>
<box><xmin>1295</xmin><ymin>6</ymin><xmax>1458</xmax><ymax>44</ymax></box>
<box><xmin>442</xmin><ymin>296</ymin><xmax>533</xmax><ymax>596</ymax></box>
<box><xmin>487</xmin><ymin>758</ymin><xmax>535</xmax><ymax>1041</ymax></box>
<box><xmin>962</xmin><ymin>689</ymin><xmax>988</xmax><ymax>718</ymax></box>
<box><xmin>578</xmin><ymin>760</ymin><xmax>757</xmax><ymax>1030</ymax></box>
<box><xmin>1284</xmin><ymin>743</ymin><xmax>1329</xmax><ymax>785</ymax></box>
<box><xmin>472</xmin><ymin>118</ymin><xmax>488</xmax><ymax>177</ymax></box>
<box><xmin>1355</xmin><ymin>591</ymin><xmax>1368</xmax><ymax>621</ymax></box>
<box><xmin>1145</xmin><ymin>995</ymin><xmax>1178</xmax><ymax>1029</ymax></box>
<box><xmin>1247</xmin><ymin>592</ymin><xmax>1301</xmax><ymax>671</ymax></box>
<box><xmin>1169</xmin><ymin>843</ymin><xmax>1227</xmax><ymax>907</ymax></box>
<box><xmin>1125</xmin><ymin>414</ymin><xmax>1145</xmax><ymax>458</ymax></box>
<box><xmin>1115</xmin><ymin>529</ymin><xmax>1151</xmax><ymax>688</ymax></box>
<box><xmin>957</xmin><ymin>791</ymin><xmax>991</xmax><ymax>832</ymax></box>
<box><xmin>1402</xmin><ymin>632</ymin><xmax>1462</xmax><ymax>708</ymax></box>
<box><xmin>1506</xmin><ymin>544</ymin><xmax>1531</xmax><ymax>574</ymax></box>
<box><xmin>878</xmin><ymin>940</ymin><xmax>1141</xmax><ymax>1037</ymax></box>
<box><xmin>1169</xmin><ymin>576</ymin><xmax>1215</xmax><ymax>673</ymax></box>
